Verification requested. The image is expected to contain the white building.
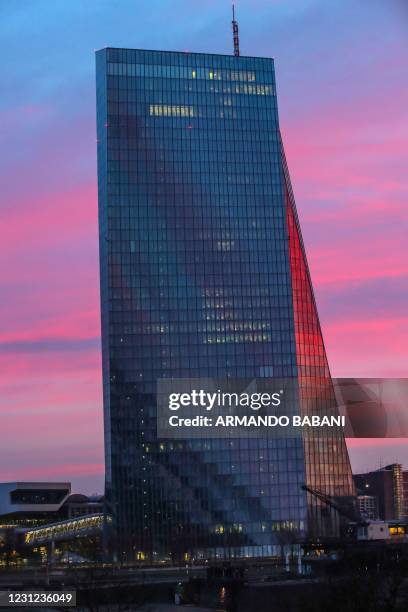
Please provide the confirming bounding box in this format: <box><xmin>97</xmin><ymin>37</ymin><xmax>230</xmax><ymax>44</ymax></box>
<box><xmin>0</xmin><ymin>482</ymin><xmax>71</xmax><ymax>521</ymax></box>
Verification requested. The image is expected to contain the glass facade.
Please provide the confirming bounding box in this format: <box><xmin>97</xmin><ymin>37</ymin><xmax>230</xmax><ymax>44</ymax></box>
<box><xmin>96</xmin><ymin>48</ymin><xmax>354</xmax><ymax>561</ymax></box>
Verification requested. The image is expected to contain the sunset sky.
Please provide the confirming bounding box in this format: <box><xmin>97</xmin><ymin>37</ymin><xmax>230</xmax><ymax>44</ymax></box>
<box><xmin>1</xmin><ymin>0</ymin><xmax>407</xmax><ymax>493</ymax></box>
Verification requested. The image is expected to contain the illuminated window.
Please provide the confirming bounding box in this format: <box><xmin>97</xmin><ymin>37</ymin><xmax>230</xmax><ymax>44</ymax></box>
<box><xmin>149</xmin><ymin>105</ymin><xmax>194</xmax><ymax>117</ymax></box>
<box><xmin>389</xmin><ymin>526</ymin><xmax>405</xmax><ymax>536</ymax></box>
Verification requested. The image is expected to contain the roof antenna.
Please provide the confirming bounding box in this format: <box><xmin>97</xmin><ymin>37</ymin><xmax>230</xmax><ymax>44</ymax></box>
<box><xmin>232</xmin><ymin>4</ymin><xmax>240</xmax><ymax>57</ymax></box>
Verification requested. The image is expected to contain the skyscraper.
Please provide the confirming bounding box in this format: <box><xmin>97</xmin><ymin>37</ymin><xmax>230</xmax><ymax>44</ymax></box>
<box><xmin>354</xmin><ymin>464</ymin><xmax>404</xmax><ymax>521</ymax></box>
<box><xmin>96</xmin><ymin>47</ymin><xmax>354</xmax><ymax>562</ymax></box>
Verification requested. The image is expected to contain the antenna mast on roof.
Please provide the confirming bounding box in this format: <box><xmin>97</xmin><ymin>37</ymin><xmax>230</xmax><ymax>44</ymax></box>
<box><xmin>232</xmin><ymin>4</ymin><xmax>240</xmax><ymax>57</ymax></box>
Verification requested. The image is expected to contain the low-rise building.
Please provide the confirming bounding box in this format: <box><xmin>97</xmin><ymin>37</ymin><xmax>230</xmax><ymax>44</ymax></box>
<box><xmin>0</xmin><ymin>482</ymin><xmax>71</xmax><ymax>527</ymax></box>
<box><xmin>0</xmin><ymin>482</ymin><xmax>104</xmax><ymax>527</ymax></box>
<box><xmin>357</xmin><ymin>521</ymin><xmax>389</xmax><ymax>541</ymax></box>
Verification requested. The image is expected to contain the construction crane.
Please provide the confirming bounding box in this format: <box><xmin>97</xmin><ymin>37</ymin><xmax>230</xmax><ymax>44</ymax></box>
<box><xmin>302</xmin><ymin>485</ymin><xmax>362</xmax><ymax>524</ymax></box>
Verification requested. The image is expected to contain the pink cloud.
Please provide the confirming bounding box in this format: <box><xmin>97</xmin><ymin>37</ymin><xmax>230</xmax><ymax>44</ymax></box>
<box><xmin>307</xmin><ymin>240</ymin><xmax>407</xmax><ymax>286</ymax></box>
<box><xmin>1</xmin><ymin>183</ymin><xmax>98</xmax><ymax>252</ymax></box>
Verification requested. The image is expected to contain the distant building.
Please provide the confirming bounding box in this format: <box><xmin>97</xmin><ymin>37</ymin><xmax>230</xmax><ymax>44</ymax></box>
<box><xmin>61</xmin><ymin>494</ymin><xmax>104</xmax><ymax>519</ymax></box>
<box><xmin>0</xmin><ymin>482</ymin><xmax>71</xmax><ymax>527</ymax></box>
<box><xmin>354</xmin><ymin>464</ymin><xmax>404</xmax><ymax>520</ymax></box>
<box><xmin>0</xmin><ymin>483</ymin><xmax>104</xmax><ymax>527</ymax></box>
<box><xmin>357</xmin><ymin>495</ymin><xmax>379</xmax><ymax>520</ymax></box>
<box><xmin>403</xmin><ymin>471</ymin><xmax>408</xmax><ymax>519</ymax></box>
